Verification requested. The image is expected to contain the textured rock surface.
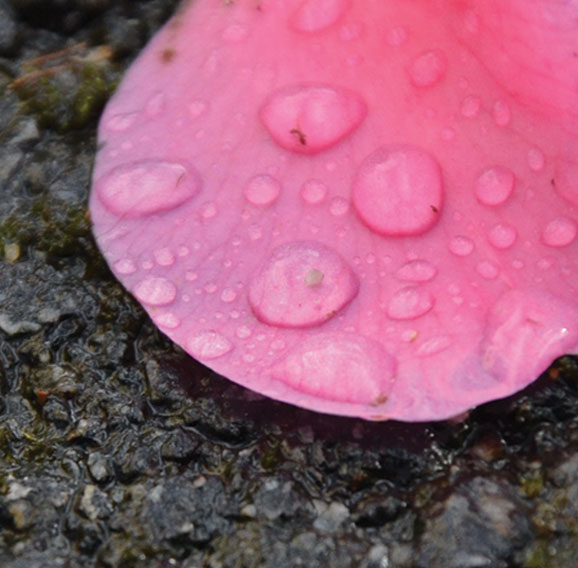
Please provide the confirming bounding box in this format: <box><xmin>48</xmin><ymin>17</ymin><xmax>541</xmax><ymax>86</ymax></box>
<box><xmin>2</xmin><ymin>1</ymin><xmax>578</xmax><ymax>567</ymax></box>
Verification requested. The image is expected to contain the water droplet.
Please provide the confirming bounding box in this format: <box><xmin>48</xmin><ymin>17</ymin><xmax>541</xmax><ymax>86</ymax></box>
<box><xmin>269</xmin><ymin>333</ymin><xmax>396</xmax><ymax>403</ymax></box>
<box><xmin>134</xmin><ymin>276</ymin><xmax>177</xmax><ymax>306</ymax></box>
<box><xmin>488</xmin><ymin>223</ymin><xmax>517</xmax><ymax>249</ymax></box>
<box><xmin>260</xmin><ymin>84</ymin><xmax>366</xmax><ymax>154</ymax></box>
<box><xmin>339</xmin><ymin>21</ymin><xmax>363</xmax><ymax>41</ymax></box>
<box><xmin>145</xmin><ymin>92</ymin><xmax>165</xmax><ymax>118</ymax></box>
<box><xmin>449</xmin><ymin>236</ymin><xmax>474</xmax><ymax>256</ymax></box>
<box><xmin>236</xmin><ymin>326</ymin><xmax>252</xmax><ymax>339</ymax></box>
<box><xmin>96</xmin><ymin>160</ymin><xmax>201</xmax><ymax>218</ymax></box>
<box><xmin>461</xmin><ymin>95</ymin><xmax>481</xmax><ymax>118</ymax></box>
<box><xmin>476</xmin><ymin>260</ymin><xmax>499</xmax><ymax>280</ymax></box>
<box><xmin>542</xmin><ymin>217</ymin><xmax>578</xmax><ymax>247</ymax></box>
<box><xmin>527</xmin><ymin>147</ymin><xmax>545</xmax><ymax>172</ymax></box>
<box><xmin>417</xmin><ymin>335</ymin><xmax>452</xmax><ymax>357</ymax></box>
<box><xmin>387</xmin><ymin>287</ymin><xmax>434</xmax><ymax>320</ymax></box>
<box><xmin>244</xmin><ymin>225</ymin><xmax>260</xmax><ymax>241</ymax></box>
<box><xmin>105</xmin><ymin>112</ymin><xmax>138</xmax><ymax>132</ymax></box>
<box><xmin>386</xmin><ymin>26</ymin><xmax>408</xmax><ymax>47</ymax></box>
<box><xmin>248</xmin><ymin>241</ymin><xmax>359</xmax><ymax>328</ymax></box>
<box><xmin>222</xmin><ymin>23</ymin><xmax>248</xmax><ymax>42</ymax></box>
<box><xmin>188</xmin><ymin>99</ymin><xmax>209</xmax><ymax>119</ymax></box>
<box><xmin>244</xmin><ymin>174</ymin><xmax>282</xmax><ymax>206</ymax></box>
<box><xmin>301</xmin><ymin>179</ymin><xmax>328</xmax><ymax>204</ymax></box>
<box><xmin>200</xmin><ymin>201</ymin><xmax>217</xmax><ymax>219</ymax></box>
<box><xmin>329</xmin><ymin>197</ymin><xmax>350</xmax><ymax>216</ymax></box>
<box><xmin>289</xmin><ymin>0</ymin><xmax>350</xmax><ymax>33</ymax></box>
<box><xmin>154</xmin><ymin>247</ymin><xmax>175</xmax><ymax>266</ymax></box>
<box><xmin>407</xmin><ymin>50</ymin><xmax>447</xmax><ymax>88</ymax></box>
<box><xmin>352</xmin><ymin>145</ymin><xmax>443</xmax><ymax>237</ymax></box>
<box><xmin>153</xmin><ymin>311</ymin><xmax>181</xmax><ymax>329</ymax></box>
<box><xmin>441</xmin><ymin>127</ymin><xmax>456</xmax><ymax>141</ymax></box>
<box><xmin>396</xmin><ymin>260</ymin><xmax>437</xmax><ymax>282</ymax></box>
<box><xmin>220</xmin><ymin>288</ymin><xmax>237</xmax><ymax>303</ymax></box>
<box><xmin>114</xmin><ymin>258</ymin><xmax>137</xmax><ymax>275</ymax></box>
<box><xmin>474</xmin><ymin>166</ymin><xmax>515</xmax><ymax>206</ymax></box>
<box><xmin>304</xmin><ymin>268</ymin><xmax>324</xmax><ymax>287</ymax></box>
<box><xmin>270</xmin><ymin>338</ymin><xmax>286</xmax><ymax>351</ymax></box>
<box><xmin>187</xmin><ymin>330</ymin><xmax>233</xmax><ymax>360</ymax></box>
<box><xmin>492</xmin><ymin>100</ymin><xmax>511</xmax><ymax>126</ymax></box>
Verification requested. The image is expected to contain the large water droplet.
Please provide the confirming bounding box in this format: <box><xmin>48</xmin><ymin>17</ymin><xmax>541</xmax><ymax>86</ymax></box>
<box><xmin>474</xmin><ymin>166</ymin><xmax>515</xmax><ymax>206</ymax></box>
<box><xmin>542</xmin><ymin>217</ymin><xmax>578</xmax><ymax>247</ymax></box>
<box><xmin>244</xmin><ymin>175</ymin><xmax>282</xmax><ymax>206</ymax></box>
<box><xmin>396</xmin><ymin>260</ymin><xmax>437</xmax><ymax>282</ymax></box>
<box><xmin>269</xmin><ymin>333</ymin><xmax>396</xmax><ymax>404</ymax></box>
<box><xmin>387</xmin><ymin>287</ymin><xmax>434</xmax><ymax>320</ymax></box>
<box><xmin>96</xmin><ymin>160</ymin><xmax>201</xmax><ymax>218</ymax></box>
<box><xmin>133</xmin><ymin>276</ymin><xmax>177</xmax><ymax>306</ymax></box>
<box><xmin>248</xmin><ymin>241</ymin><xmax>359</xmax><ymax>328</ymax></box>
<box><xmin>289</xmin><ymin>0</ymin><xmax>350</xmax><ymax>33</ymax></box>
<box><xmin>352</xmin><ymin>145</ymin><xmax>443</xmax><ymax>237</ymax></box>
<box><xmin>407</xmin><ymin>50</ymin><xmax>447</xmax><ymax>88</ymax></box>
<box><xmin>187</xmin><ymin>330</ymin><xmax>233</xmax><ymax>360</ymax></box>
<box><xmin>260</xmin><ymin>84</ymin><xmax>366</xmax><ymax>155</ymax></box>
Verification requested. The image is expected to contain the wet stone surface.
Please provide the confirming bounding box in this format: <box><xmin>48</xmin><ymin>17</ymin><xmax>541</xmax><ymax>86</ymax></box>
<box><xmin>2</xmin><ymin>1</ymin><xmax>578</xmax><ymax>567</ymax></box>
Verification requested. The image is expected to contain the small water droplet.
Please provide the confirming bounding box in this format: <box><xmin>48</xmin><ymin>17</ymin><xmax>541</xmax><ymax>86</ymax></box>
<box><xmin>105</xmin><ymin>112</ymin><xmax>138</xmax><ymax>132</ymax></box>
<box><xmin>187</xmin><ymin>330</ymin><xmax>233</xmax><ymax>360</ymax></box>
<box><xmin>236</xmin><ymin>326</ymin><xmax>252</xmax><ymax>339</ymax></box>
<box><xmin>441</xmin><ymin>127</ymin><xmax>456</xmax><ymax>141</ymax></box>
<box><xmin>289</xmin><ymin>0</ymin><xmax>350</xmax><ymax>33</ymax></box>
<box><xmin>188</xmin><ymin>99</ymin><xmax>209</xmax><ymax>119</ymax></box>
<box><xmin>474</xmin><ymin>166</ymin><xmax>515</xmax><ymax>206</ymax></box>
<box><xmin>134</xmin><ymin>276</ymin><xmax>177</xmax><ymax>306</ymax></box>
<box><xmin>542</xmin><ymin>217</ymin><xmax>578</xmax><ymax>247</ymax></box>
<box><xmin>200</xmin><ymin>201</ymin><xmax>217</xmax><ymax>219</ymax></box>
<box><xmin>260</xmin><ymin>84</ymin><xmax>366</xmax><ymax>154</ymax></box>
<box><xmin>145</xmin><ymin>92</ymin><xmax>165</xmax><ymax>118</ymax></box>
<box><xmin>476</xmin><ymin>260</ymin><xmax>499</xmax><ymax>280</ymax></box>
<box><xmin>449</xmin><ymin>236</ymin><xmax>474</xmax><ymax>256</ymax></box>
<box><xmin>248</xmin><ymin>224</ymin><xmax>263</xmax><ymax>241</ymax></box>
<box><xmin>396</xmin><ymin>260</ymin><xmax>437</xmax><ymax>282</ymax></box>
<box><xmin>301</xmin><ymin>179</ymin><xmax>328</xmax><ymax>204</ymax></box>
<box><xmin>407</xmin><ymin>50</ymin><xmax>447</xmax><ymax>88</ymax></box>
<box><xmin>114</xmin><ymin>258</ymin><xmax>137</xmax><ymax>275</ymax></box>
<box><xmin>154</xmin><ymin>247</ymin><xmax>175</xmax><ymax>266</ymax></box>
<box><xmin>352</xmin><ymin>145</ymin><xmax>443</xmax><ymax>236</ymax></box>
<box><xmin>386</xmin><ymin>26</ymin><xmax>408</xmax><ymax>47</ymax></box>
<box><xmin>244</xmin><ymin>174</ymin><xmax>282</xmax><ymax>206</ymax></box>
<box><xmin>248</xmin><ymin>241</ymin><xmax>359</xmax><ymax>328</ymax></box>
<box><xmin>492</xmin><ymin>100</ymin><xmax>511</xmax><ymax>126</ymax></box>
<box><xmin>461</xmin><ymin>95</ymin><xmax>481</xmax><ymax>118</ymax></box>
<box><xmin>222</xmin><ymin>23</ymin><xmax>248</xmax><ymax>42</ymax></box>
<box><xmin>527</xmin><ymin>147</ymin><xmax>545</xmax><ymax>172</ymax></box>
<box><xmin>270</xmin><ymin>338</ymin><xmax>286</xmax><ymax>351</ymax></box>
<box><xmin>329</xmin><ymin>197</ymin><xmax>350</xmax><ymax>216</ymax></box>
<box><xmin>488</xmin><ymin>223</ymin><xmax>517</xmax><ymax>249</ymax></box>
<box><xmin>185</xmin><ymin>270</ymin><xmax>198</xmax><ymax>281</ymax></box>
<box><xmin>96</xmin><ymin>160</ymin><xmax>201</xmax><ymax>218</ymax></box>
<box><xmin>220</xmin><ymin>288</ymin><xmax>238</xmax><ymax>303</ymax></box>
<box><xmin>339</xmin><ymin>21</ymin><xmax>363</xmax><ymax>41</ymax></box>
<box><xmin>417</xmin><ymin>335</ymin><xmax>452</xmax><ymax>357</ymax></box>
<box><xmin>387</xmin><ymin>287</ymin><xmax>434</xmax><ymax>320</ymax></box>
<box><xmin>153</xmin><ymin>311</ymin><xmax>181</xmax><ymax>329</ymax></box>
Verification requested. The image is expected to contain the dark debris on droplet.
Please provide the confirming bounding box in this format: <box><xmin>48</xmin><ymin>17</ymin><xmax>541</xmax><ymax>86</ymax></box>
<box><xmin>2</xmin><ymin>1</ymin><xmax>578</xmax><ymax>567</ymax></box>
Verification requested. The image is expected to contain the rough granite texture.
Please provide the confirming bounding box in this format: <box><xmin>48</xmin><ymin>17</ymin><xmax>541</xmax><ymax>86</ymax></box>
<box><xmin>2</xmin><ymin>1</ymin><xmax>578</xmax><ymax>567</ymax></box>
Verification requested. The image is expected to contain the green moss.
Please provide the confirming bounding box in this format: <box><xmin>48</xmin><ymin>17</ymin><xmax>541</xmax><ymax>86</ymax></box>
<box><xmin>0</xmin><ymin>194</ymin><xmax>92</xmax><ymax>262</ymax></box>
<box><xmin>520</xmin><ymin>472</ymin><xmax>544</xmax><ymax>499</ymax></box>
<box><xmin>12</xmin><ymin>51</ymin><xmax>119</xmax><ymax>133</ymax></box>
